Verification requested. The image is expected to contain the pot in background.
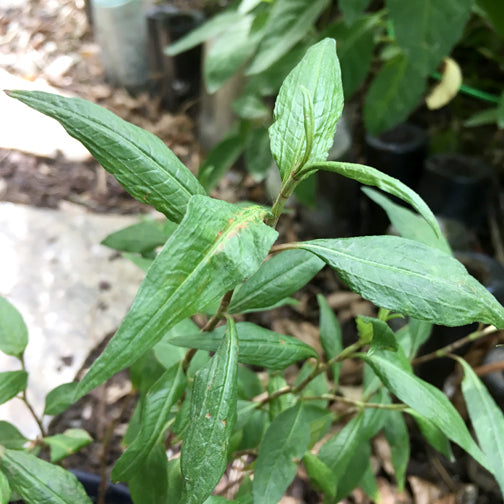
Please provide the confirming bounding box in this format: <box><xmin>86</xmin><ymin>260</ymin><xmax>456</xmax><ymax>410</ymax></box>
<box><xmin>417</xmin><ymin>153</ymin><xmax>494</xmax><ymax>229</ymax></box>
<box><xmin>72</xmin><ymin>469</ymin><xmax>133</xmax><ymax>504</ymax></box>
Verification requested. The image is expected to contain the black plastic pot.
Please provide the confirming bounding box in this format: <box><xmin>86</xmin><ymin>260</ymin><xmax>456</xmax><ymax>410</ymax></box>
<box><xmin>364</xmin><ymin>123</ymin><xmax>428</xmax><ymax>234</ymax></box>
<box><xmin>365</xmin><ymin>123</ymin><xmax>428</xmax><ymax>189</ymax></box>
<box><xmin>146</xmin><ymin>5</ymin><xmax>204</xmax><ymax>110</ymax></box>
<box><xmin>417</xmin><ymin>153</ymin><xmax>494</xmax><ymax>229</ymax></box>
<box><xmin>71</xmin><ymin>470</ymin><xmax>133</xmax><ymax>504</ymax></box>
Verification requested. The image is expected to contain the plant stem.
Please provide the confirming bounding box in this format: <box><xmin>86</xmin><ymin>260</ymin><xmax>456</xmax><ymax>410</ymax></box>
<box><xmin>202</xmin><ymin>289</ymin><xmax>234</xmax><ymax>332</ymax></box>
<box><xmin>412</xmin><ymin>325</ymin><xmax>499</xmax><ymax>365</ymax></box>
<box><xmin>265</xmin><ymin>174</ymin><xmax>300</xmax><ymax>228</ymax></box>
<box><xmin>303</xmin><ymin>393</ymin><xmax>408</xmax><ymax>410</ymax></box>
<box><xmin>19</xmin><ymin>356</ymin><xmax>46</xmax><ymax>438</ymax></box>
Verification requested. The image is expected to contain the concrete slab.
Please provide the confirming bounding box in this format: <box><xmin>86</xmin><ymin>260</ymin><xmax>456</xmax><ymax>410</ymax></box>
<box><xmin>0</xmin><ymin>202</ymin><xmax>146</xmax><ymax>438</ymax></box>
<box><xmin>0</xmin><ymin>69</ymin><xmax>92</xmax><ymax>161</ymax></box>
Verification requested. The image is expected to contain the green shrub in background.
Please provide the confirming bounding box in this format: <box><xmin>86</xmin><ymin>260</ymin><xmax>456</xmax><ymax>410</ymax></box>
<box><xmin>1</xmin><ymin>38</ymin><xmax>504</xmax><ymax>504</ymax></box>
<box><xmin>166</xmin><ymin>0</ymin><xmax>504</xmax><ymax>190</ymax></box>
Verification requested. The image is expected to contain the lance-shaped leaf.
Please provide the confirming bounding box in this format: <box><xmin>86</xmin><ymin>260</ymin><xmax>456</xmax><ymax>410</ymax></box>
<box><xmin>0</xmin><ymin>470</ymin><xmax>10</xmax><ymax>504</ymax></box>
<box><xmin>456</xmin><ymin>356</ymin><xmax>504</xmax><ymax>494</ymax></box>
<box><xmin>0</xmin><ymin>447</ymin><xmax>92</xmax><ymax>504</ymax></box>
<box><xmin>0</xmin><ymin>422</ymin><xmax>27</xmax><ymax>451</ymax></box>
<box><xmin>361</xmin><ymin>350</ymin><xmax>490</xmax><ymax>470</ymax></box>
<box><xmin>76</xmin><ymin>196</ymin><xmax>277</xmax><ymax>400</ymax></box>
<box><xmin>384</xmin><ymin>411</ymin><xmax>409</xmax><ymax>492</ymax></box>
<box><xmin>168</xmin><ymin>322</ymin><xmax>317</xmax><ymax>370</ymax></box>
<box><xmin>6</xmin><ymin>90</ymin><xmax>206</xmax><ymax>223</ymax></box>
<box><xmin>387</xmin><ymin>0</ymin><xmax>472</xmax><ymax>75</ymax></box>
<box><xmin>301</xmin><ymin>161</ymin><xmax>440</xmax><ymax>237</ymax></box>
<box><xmin>253</xmin><ymin>403</ymin><xmax>310</xmax><ymax>504</ymax></box>
<box><xmin>247</xmin><ymin>0</ymin><xmax>330</xmax><ymax>75</ymax></box>
<box><xmin>295</xmin><ymin>236</ymin><xmax>504</xmax><ymax>328</ymax></box>
<box><xmin>0</xmin><ymin>298</ymin><xmax>28</xmax><ymax>358</ymax></box>
<box><xmin>269</xmin><ymin>38</ymin><xmax>343</xmax><ymax>182</ymax></box>
<box><xmin>0</xmin><ymin>371</ymin><xmax>27</xmax><ymax>406</ymax></box>
<box><xmin>112</xmin><ymin>362</ymin><xmax>187</xmax><ymax>481</ymax></box>
<box><xmin>229</xmin><ymin>250</ymin><xmax>324</xmax><ymax>313</ymax></box>
<box><xmin>362</xmin><ymin>187</ymin><xmax>451</xmax><ymax>254</ymax></box>
<box><xmin>181</xmin><ymin>318</ymin><xmax>239</xmax><ymax>504</ymax></box>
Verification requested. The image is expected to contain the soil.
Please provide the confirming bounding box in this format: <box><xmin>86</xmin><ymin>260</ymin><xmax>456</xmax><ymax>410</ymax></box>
<box><xmin>2</xmin><ymin>1</ymin><xmax>504</xmax><ymax>503</ymax></box>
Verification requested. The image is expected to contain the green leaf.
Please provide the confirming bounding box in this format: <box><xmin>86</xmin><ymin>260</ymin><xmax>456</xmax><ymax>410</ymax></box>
<box><xmin>0</xmin><ymin>371</ymin><xmax>27</xmax><ymax>406</ymax></box>
<box><xmin>101</xmin><ymin>219</ymin><xmax>176</xmax><ymax>254</ymax></box>
<box><xmin>229</xmin><ymin>250</ymin><xmax>324</xmax><ymax>313</ymax></box>
<box><xmin>384</xmin><ymin>411</ymin><xmax>409</xmax><ymax>492</ymax></box>
<box><xmin>0</xmin><ymin>422</ymin><xmax>27</xmax><ymax>451</ymax></box>
<box><xmin>253</xmin><ymin>403</ymin><xmax>310</xmax><ymax>504</ymax></box>
<box><xmin>181</xmin><ymin>318</ymin><xmax>239</xmax><ymax>504</ymax></box>
<box><xmin>302</xmin><ymin>451</ymin><xmax>336</xmax><ymax>496</ymax></box>
<box><xmin>267</xmin><ymin>372</ymin><xmax>290</xmax><ymax>420</ymax></box>
<box><xmin>244</xmin><ymin>126</ymin><xmax>273</xmax><ymax>182</ymax></box>
<box><xmin>408</xmin><ymin>318</ymin><xmax>433</xmax><ymax>358</ymax></box>
<box><xmin>43</xmin><ymin>429</ymin><xmax>93</xmax><ymax>463</ymax></box>
<box><xmin>317</xmin><ymin>294</ymin><xmax>343</xmax><ymax>386</ymax></box>
<box><xmin>318</xmin><ymin>412</ymin><xmax>365</xmax><ymax>476</ymax></box>
<box><xmin>7</xmin><ymin>90</ymin><xmax>205</xmax><ymax>223</ymax></box>
<box><xmin>387</xmin><ymin>0</ymin><xmax>473</xmax><ymax>74</ymax></box>
<box><xmin>456</xmin><ymin>356</ymin><xmax>504</xmax><ymax>494</ymax></box>
<box><xmin>363</xmin><ymin>54</ymin><xmax>426</xmax><ymax>135</ymax></box>
<box><xmin>327</xmin><ymin>16</ymin><xmax>378</xmax><ymax>97</ymax></box>
<box><xmin>122</xmin><ymin>252</ymin><xmax>153</xmax><ymax>273</ymax></box>
<box><xmin>128</xmin><ymin>442</ymin><xmax>168</xmax><ymax>504</ymax></box>
<box><xmin>361</xmin><ymin>350</ymin><xmax>490</xmax><ymax>469</ymax></box>
<box><xmin>112</xmin><ymin>362</ymin><xmax>186</xmax><ymax>481</ymax></box>
<box><xmin>362</xmin><ymin>187</ymin><xmax>451</xmax><ymax>254</ymax></box>
<box><xmin>339</xmin><ymin>0</ymin><xmax>372</xmax><ymax>25</ymax></box>
<box><xmin>75</xmin><ymin>196</ymin><xmax>277</xmax><ymax>400</ymax></box>
<box><xmin>198</xmin><ymin>134</ymin><xmax>244</xmax><ymax>192</ymax></box>
<box><xmin>0</xmin><ymin>298</ymin><xmax>28</xmax><ymax>358</ymax></box>
<box><xmin>153</xmin><ymin>319</ymin><xmax>198</xmax><ymax>369</ymax></box>
<box><xmin>476</xmin><ymin>0</ymin><xmax>504</xmax><ymax>37</ymax></box>
<box><xmin>359</xmin><ymin>456</ymin><xmax>379</xmax><ymax>501</ymax></box>
<box><xmin>408</xmin><ymin>409</ymin><xmax>453</xmax><ymax>460</ymax></box>
<box><xmin>167</xmin><ymin>458</ymin><xmax>184</xmax><ymax>503</ymax></box>
<box><xmin>356</xmin><ymin>316</ymin><xmax>398</xmax><ymax>354</ymax></box>
<box><xmin>304</xmin><ymin>161</ymin><xmax>440</xmax><ymax>237</ymax></box>
<box><xmin>0</xmin><ymin>447</ymin><xmax>92</xmax><ymax>504</ymax></box>
<box><xmin>247</xmin><ymin>0</ymin><xmax>330</xmax><ymax>75</ymax></box>
<box><xmin>269</xmin><ymin>38</ymin><xmax>343</xmax><ymax>182</ymax></box>
<box><xmin>168</xmin><ymin>322</ymin><xmax>318</xmax><ymax>370</ymax></box>
<box><xmin>44</xmin><ymin>382</ymin><xmax>79</xmax><ymax>416</ymax></box>
<box><xmin>0</xmin><ymin>470</ymin><xmax>10</xmax><ymax>504</ymax></box>
<box><xmin>464</xmin><ymin>107</ymin><xmax>500</xmax><ymax>128</ymax></box>
<box><xmin>296</xmin><ymin>236</ymin><xmax>504</xmax><ymax>327</ymax></box>
<box><xmin>233</xmin><ymin>95</ymin><xmax>269</xmax><ymax>121</ymax></box>
<box><xmin>165</xmin><ymin>11</ymin><xmax>243</xmax><ymax>56</ymax></box>
<box><xmin>237</xmin><ymin>367</ymin><xmax>264</xmax><ymax>400</ymax></box>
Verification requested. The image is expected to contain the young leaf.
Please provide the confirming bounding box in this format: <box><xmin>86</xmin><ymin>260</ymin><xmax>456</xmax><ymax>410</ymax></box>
<box><xmin>253</xmin><ymin>402</ymin><xmax>310</xmax><ymax>504</ymax></box>
<box><xmin>168</xmin><ymin>322</ymin><xmax>318</xmax><ymax>370</ymax></box>
<box><xmin>456</xmin><ymin>356</ymin><xmax>504</xmax><ymax>494</ymax></box>
<box><xmin>101</xmin><ymin>219</ymin><xmax>176</xmax><ymax>254</ymax></box>
<box><xmin>384</xmin><ymin>411</ymin><xmax>409</xmax><ymax>492</ymax></box>
<box><xmin>229</xmin><ymin>250</ymin><xmax>324</xmax><ymax>314</ymax></box>
<box><xmin>356</xmin><ymin>316</ymin><xmax>398</xmax><ymax>354</ymax></box>
<box><xmin>0</xmin><ymin>470</ymin><xmax>10</xmax><ymax>504</ymax></box>
<box><xmin>0</xmin><ymin>298</ymin><xmax>28</xmax><ymax>358</ymax></box>
<box><xmin>362</xmin><ymin>187</ymin><xmax>451</xmax><ymax>254</ymax></box>
<box><xmin>0</xmin><ymin>422</ymin><xmax>27</xmax><ymax>450</ymax></box>
<box><xmin>112</xmin><ymin>362</ymin><xmax>186</xmax><ymax>481</ymax></box>
<box><xmin>0</xmin><ymin>371</ymin><xmax>27</xmax><ymax>405</ymax></box>
<box><xmin>301</xmin><ymin>161</ymin><xmax>440</xmax><ymax>237</ymax></box>
<box><xmin>363</xmin><ymin>54</ymin><xmax>426</xmax><ymax>135</ymax></box>
<box><xmin>247</xmin><ymin>0</ymin><xmax>330</xmax><ymax>75</ymax></box>
<box><xmin>317</xmin><ymin>294</ymin><xmax>343</xmax><ymax>386</ymax></box>
<box><xmin>296</xmin><ymin>236</ymin><xmax>504</xmax><ymax>328</ymax></box>
<box><xmin>269</xmin><ymin>38</ymin><xmax>343</xmax><ymax>182</ymax></box>
<box><xmin>76</xmin><ymin>196</ymin><xmax>277</xmax><ymax>400</ymax></box>
<box><xmin>7</xmin><ymin>90</ymin><xmax>206</xmax><ymax>223</ymax></box>
<box><xmin>387</xmin><ymin>0</ymin><xmax>473</xmax><ymax>75</ymax></box>
<box><xmin>0</xmin><ymin>447</ymin><xmax>92</xmax><ymax>504</ymax></box>
<box><xmin>181</xmin><ymin>318</ymin><xmax>239</xmax><ymax>504</ymax></box>
<box><xmin>43</xmin><ymin>429</ymin><xmax>93</xmax><ymax>463</ymax></box>
<box><xmin>361</xmin><ymin>350</ymin><xmax>490</xmax><ymax>470</ymax></box>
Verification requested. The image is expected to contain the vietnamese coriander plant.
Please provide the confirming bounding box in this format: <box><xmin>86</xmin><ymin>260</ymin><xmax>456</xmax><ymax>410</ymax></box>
<box><xmin>1</xmin><ymin>38</ymin><xmax>504</xmax><ymax>504</ymax></box>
